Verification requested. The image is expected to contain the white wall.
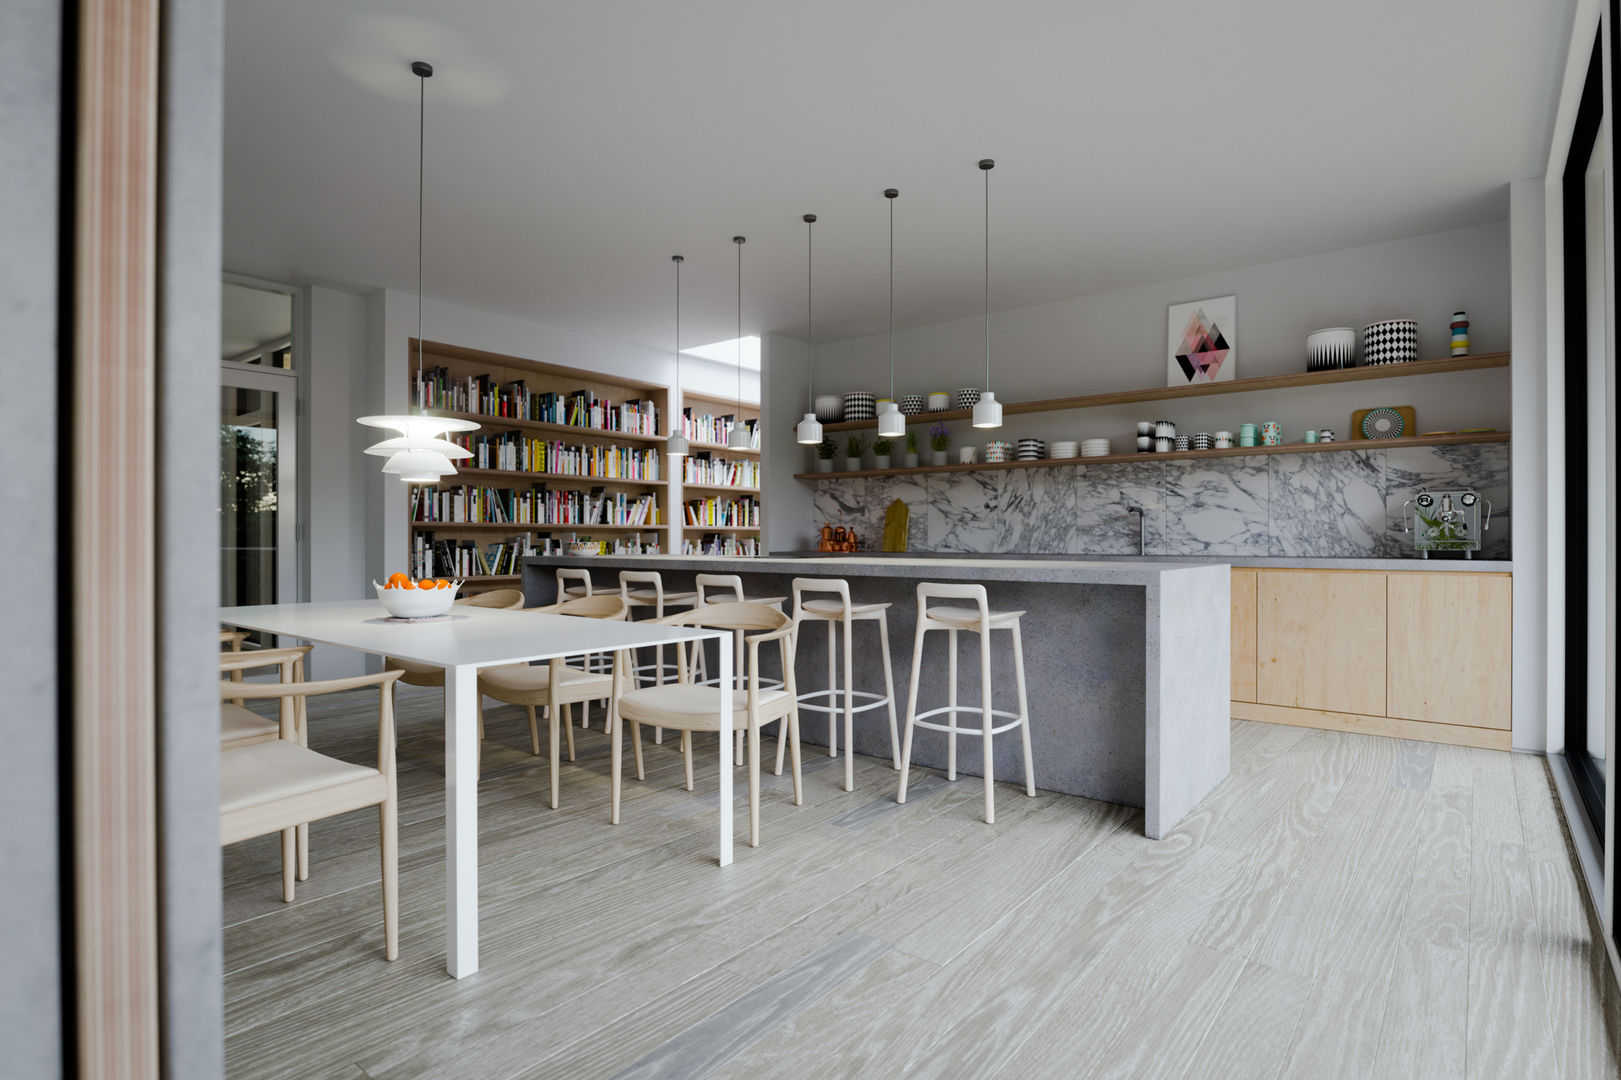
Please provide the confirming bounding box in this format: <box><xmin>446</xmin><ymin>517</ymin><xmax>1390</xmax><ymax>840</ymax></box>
<box><xmin>761</xmin><ymin>332</ymin><xmax>813</xmax><ymax>552</ymax></box>
<box><xmin>767</xmin><ymin>221</ymin><xmax>1513</xmax><ymax>548</ymax></box>
<box><xmin>1511</xmin><ymin>179</ymin><xmax>1550</xmax><ymax>752</ymax></box>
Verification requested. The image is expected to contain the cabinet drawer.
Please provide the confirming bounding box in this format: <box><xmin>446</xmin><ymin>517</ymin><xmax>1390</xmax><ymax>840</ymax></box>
<box><xmin>1256</xmin><ymin>571</ymin><xmax>1387</xmax><ymax>716</ymax></box>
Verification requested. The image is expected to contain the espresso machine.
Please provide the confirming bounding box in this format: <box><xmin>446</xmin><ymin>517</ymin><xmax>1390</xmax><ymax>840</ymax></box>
<box><xmin>1400</xmin><ymin>488</ymin><xmax>1492</xmax><ymax>559</ymax></box>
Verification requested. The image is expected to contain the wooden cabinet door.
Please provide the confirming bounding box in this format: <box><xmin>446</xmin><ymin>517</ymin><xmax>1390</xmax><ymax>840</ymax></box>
<box><xmin>1256</xmin><ymin>570</ymin><xmax>1387</xmax><ymax>715</ymax></box>
<box><xmin>1387</xmin><ymin>573</ymin><xmax>1512</xmax><ymax>729</ymax></box>
<box><xmin>1231</xmin><ymin>568</ymin><xmax>1258</xmax><ymax>702</ymax></box>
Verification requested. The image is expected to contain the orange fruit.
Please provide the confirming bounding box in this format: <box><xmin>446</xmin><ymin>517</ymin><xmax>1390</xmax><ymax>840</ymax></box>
<box><xmin>438</xmin><ymin>579</ymin><xmax>452</xmax><ymax>589</ymax></box>
<box><xmin>401</xmin><ymin>579</ymin><xmax>417</xmax><ymax>590</ymax></box>
<box><xmin>387</xmin><ymin>571</ymin><xmax>408</xmax><ymax>585</ymax></box>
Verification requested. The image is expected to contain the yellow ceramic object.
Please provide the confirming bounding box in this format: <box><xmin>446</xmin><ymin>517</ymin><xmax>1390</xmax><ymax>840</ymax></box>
<box><xmin>882</xmin><ymin>499</ymin><xmax>909</xmax><ymax>552</ymax></box>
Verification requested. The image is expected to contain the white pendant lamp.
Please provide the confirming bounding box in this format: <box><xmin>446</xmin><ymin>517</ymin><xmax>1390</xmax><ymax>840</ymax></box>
<box><xmin>357</xmin><ymin>59</ymin><xmax>477</xmax><ymax>482</ymax></box>
<box><xmin>972</xmin><ymin>158</ymin><xmax>1003</xmax><ymax>429</ymax></box>
<box><xmin>876</xmin><ymin>188</ymin><xmax>907</xmax><ymax>439</ymax></box>
<box><xmin>727</xmin><ymin>236</ymin><xmax>754</xmax><ymax>450</ymax></box>
<box><xmin>667</xmin><ymin>254</ymin><xmax>689</xmax><ymax>457</ymax></box>
<box><xmin>795</xmin><ymin>213</ymin><xmax>823</xmax><ymax>445</ymax></box>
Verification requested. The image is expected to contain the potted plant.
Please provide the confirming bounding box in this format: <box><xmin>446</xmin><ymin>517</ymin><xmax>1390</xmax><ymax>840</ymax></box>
<box><xmin>815</xmin><ymin>436</ymin><xmax>835</xmax><ymax>473</ymax></box>
<box><xmin>904</xmin><ymin>430</ymin><xmax>920</xmax><ymax>468</ymax></box>
<box><xmin>928</xmin><ymin>423</ymin><xmax>951</xmax><ymax>466</ymax></box>
<box><xmin>844</xmin><ymin>434</ymin><xmax>867</xmax><ymax>471</ymax></box>
<box><xmin>873</xmin><ymin>437</ymin><xmax>894</xmax><ymax>470</ymax></box>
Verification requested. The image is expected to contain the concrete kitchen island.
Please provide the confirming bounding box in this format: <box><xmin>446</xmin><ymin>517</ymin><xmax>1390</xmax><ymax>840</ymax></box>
<box><xmin>523</xmin><ymin>554</ymin><xmax>1230</xmax><ymax>838</ymax></box>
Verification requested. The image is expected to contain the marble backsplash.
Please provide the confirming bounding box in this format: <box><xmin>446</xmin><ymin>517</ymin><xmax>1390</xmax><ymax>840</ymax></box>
<box><xmin>810</xmin><ymin>442</ymin><xmax>1510</xmax><ymax>560</ymax></box>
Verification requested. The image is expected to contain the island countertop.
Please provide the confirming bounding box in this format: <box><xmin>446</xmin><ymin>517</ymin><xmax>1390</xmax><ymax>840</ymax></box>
<box><xmin>522</xmin><ymin>552</ymin><xmax>1224</xmax><ymax>586</ymax></box>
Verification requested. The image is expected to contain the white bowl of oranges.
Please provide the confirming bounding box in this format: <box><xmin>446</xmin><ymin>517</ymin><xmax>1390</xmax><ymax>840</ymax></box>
<box><xmin>373</xmin><ymin>574</ymin><xmax>462</xmax><ymax>619</ymax></box>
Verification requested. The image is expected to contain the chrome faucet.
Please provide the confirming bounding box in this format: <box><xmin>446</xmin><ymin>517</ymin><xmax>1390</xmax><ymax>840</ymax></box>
<box><xmin>1124</xmin><ymin>505</ymin><xmax>1145</xmax><ymax>556</ymax></box>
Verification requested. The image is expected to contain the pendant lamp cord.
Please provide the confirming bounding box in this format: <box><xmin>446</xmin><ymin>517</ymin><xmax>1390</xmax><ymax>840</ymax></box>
<box><xmin>735</xmin><ymin>237</ymin><xmax>744</xmax><ymax>417</ymax></box>
<box><xmin>415</xmin><ymin>68</ymin><xmax>425</xmax><ymax>410</ymax></box>
<box><xmin>673</xmin><ymin>255</ymin><xmax>682</xmax><ymax>434</ymax></box>
<box><xmin>806</xmin><ymin>216</ymin><xmax>814</xmax><ymax>412</ymax></box>
<box><xmin>888</xmin><ymin>191</ymin><xmax>896</xmax><ymax>401</ymax></box>
<box><xmin>983</xmin><ymin>163</ymin><xmax>990</xmax><ymax>393</ymax></box>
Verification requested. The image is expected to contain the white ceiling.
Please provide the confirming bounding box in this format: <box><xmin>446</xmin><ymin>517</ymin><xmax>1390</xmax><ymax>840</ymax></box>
<box><xmin>223</xmin><ymin>0</ymin><xmax>1572</xmax><ymax>352</ymax></box>
<box><xmin>220</xmin><ymin>281</ymin><xmax>293</xmax><ymax>359</ymax></box>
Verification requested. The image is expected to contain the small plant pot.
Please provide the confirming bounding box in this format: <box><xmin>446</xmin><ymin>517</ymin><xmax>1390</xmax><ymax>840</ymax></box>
<box><xmin>815</xmin><ymin>459</ymin><xmax>833</xmax><ymax>473</ymax></box>
<box><xmin>905</xmin><ymin>453</ymin><xmax>919</xmax><ymax>468</ymax></box>
<box><xmin>931</xmin><ymin>450</ymin><xmax>949</xmax><ymax>466</ymax></box>
<box><xmin>874</xmin><ymin>455</ymin><xmax>891</xmax><ymax>470</ymax></box>
<box><xmin>845</xmin><ymin>457</ymin><xmax>863</xmax><ymax>472</ymax></box>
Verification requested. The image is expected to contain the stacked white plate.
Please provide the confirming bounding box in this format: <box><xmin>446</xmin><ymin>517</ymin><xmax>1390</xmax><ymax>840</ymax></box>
<box><xmin>1080</xmin><ymin>438</ymin><xmax>1112</xmax><ymax>458</ymax></box>
<box><xmin>1050</xmin><ymin>440</ymin><xmax>1079</xmax><ymax>459</ymax></box>
<box><xmin>1015</xmin><ymin>438</ymin><xmax>1046</xmax><ymax>461</ymax></box>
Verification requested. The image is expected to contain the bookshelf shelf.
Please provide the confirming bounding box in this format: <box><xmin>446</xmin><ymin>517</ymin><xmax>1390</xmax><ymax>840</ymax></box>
<box><xmin>678</xmin><ymin>389</ymin><xmax>762</xmax><ymax>555</ymax></box>
<box><xmin>430</xmin><ymin>409</ymin><xmax>666</xmax><ymax>445</ymax></box>
<box><xmin>444</xmin><ymin>467</ymin><xmax>660</xmax><ymax>490</ymax></box>
<box><xmin>411</xmin><ymin>520</ymin><xmax>662</xmax><ymax>532</ymax></box>
<box><xmin>680</xmin><ymin>483</ymin><xmax>761</xmax><ymax>496</ymax></box>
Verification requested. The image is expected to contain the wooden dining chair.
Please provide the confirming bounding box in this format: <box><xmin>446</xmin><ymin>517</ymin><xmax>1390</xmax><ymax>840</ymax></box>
<box><xmin>218</xmin><ymin>669</ymin><xmax>404</xmax><ymax>961</ymax></box>
<box><xmin>611</xmin><ymin>602</ymin><xmax>802</xmax><ymax>847</ymax></box>
<box><xmin>476</xmin><ymin>595</ymin><xmax>629</xmax><ymax>809</ymax></box>
<box><xmin>221</xmin><ymin>627</ymin><xmax>249</xmax><ymax>706</ymax></box>
<box><xmin>218</xmin><ymin>645</ymin><xmax>312</xmax><ymax>751</ymax></box>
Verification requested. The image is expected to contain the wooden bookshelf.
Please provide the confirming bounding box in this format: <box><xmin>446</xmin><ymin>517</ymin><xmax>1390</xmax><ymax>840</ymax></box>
<box><xmin>818</xmin><ymin>352</ymin><xmax>1510</xmax><ymax>432</ymax></box>
<box><xmin>407</xmin><ymin>339</ymin><xmax>673</xmax><ymax>583</ymax></box>
<box><xmin>795</xmin><ymin>431</ymin><xmax>1510</xmax><ymax>480</ymax></box>
<box><xmin>676</xmin><ymin>389</ymin><xmax>762</xmax><ymax>555</ymax></box>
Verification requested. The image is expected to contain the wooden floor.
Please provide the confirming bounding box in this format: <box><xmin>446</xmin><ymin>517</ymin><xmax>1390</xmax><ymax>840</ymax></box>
<box><xmin>222</xmin><ymin>687</ymin><xmax>1621</xmax><ymax>1080</ymax></box>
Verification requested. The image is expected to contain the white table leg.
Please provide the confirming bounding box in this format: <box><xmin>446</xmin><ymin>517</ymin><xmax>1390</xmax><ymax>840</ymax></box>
<box><xmin>444</xmin><ymin>664</ymin><xmax>480</xmax><ymax>977</ymax></box>
<box><xmin>716</xmin><ymin>631</ymin><xmax>733</xmax><ymax>868</ymax></box>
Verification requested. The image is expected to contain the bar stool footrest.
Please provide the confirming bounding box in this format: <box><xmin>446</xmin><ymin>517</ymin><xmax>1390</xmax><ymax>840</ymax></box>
<box><xmin>795</xmin><ymin>689</ymin><xmax>891</xmax><ymax>715</ymax></box>
<box><xmin>909</xmin><ymin>705</ymin><xmax>1026</xmax><ymax>737</ymax></box>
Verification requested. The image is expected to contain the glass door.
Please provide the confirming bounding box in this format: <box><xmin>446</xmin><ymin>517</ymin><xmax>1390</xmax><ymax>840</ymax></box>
<box><xmin>221</xmin><ymin>366</ymin><xmax>297</xmax><ymax>620</ymax></box>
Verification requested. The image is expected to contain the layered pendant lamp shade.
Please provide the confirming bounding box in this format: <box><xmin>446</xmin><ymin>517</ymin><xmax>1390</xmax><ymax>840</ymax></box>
<box><xmin>667</xmin><ymin>255</ymin><xmax>689</xmax><ymax>457</ymax></box>
<box><xmin>795</xmin><ymin>213</ymin><xmax>823</xmax><ymax>445</ymax></box>
<box><xmin>972</xmin><ymin>158</ymin><xmax>1003</xmax><ymax>429</ymax></box>
<box><xmin>876</xmin><ymin>188</ymin><xmax>906</xmax><ymax>439</ymax></box>
<box><xmin>357</xmin><ymin>59</ymin><xmax>477</xmax><ymax>482</ymax></box>
<box><xmin>727</xmin><ymin>236</ymin><xmax>753</xmax><ymax>451</ymax></box>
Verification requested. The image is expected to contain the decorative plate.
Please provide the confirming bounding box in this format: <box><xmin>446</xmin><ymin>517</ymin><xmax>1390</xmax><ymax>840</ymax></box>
<box><xmin>1358</xmin><ymin>407</ymin><xmax>1406</xmax><ymax>439</ymax></box>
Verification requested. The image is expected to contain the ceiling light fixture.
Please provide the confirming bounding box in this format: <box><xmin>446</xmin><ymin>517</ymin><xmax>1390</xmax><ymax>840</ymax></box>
<box><xmin>358</xmin><ymin>59</ymin><xmax>477</xmax><ymax>482</ymax></box>
<box><xmin>667</xmin><ymin>254</ymin><xmax>689</xmax><ymax>457</ymax></box>
<box><xmin>972</xmin><ymin>158</ymin><xmax>1003</xmax><ymax>429</ymax></box>
<box><xmin>795</xmin><ymin>214</ymin><xmax>823</xmax><ymax>445</ymax></box>
<box><xmin>727</xmin><ymin>236</ymin><xmax>753</xmax><ymax>450</ymax></box>
<box><xmin>876</xmin><ymin>188</ymin><xmax>906</xmax><ymax>439</ymax></box>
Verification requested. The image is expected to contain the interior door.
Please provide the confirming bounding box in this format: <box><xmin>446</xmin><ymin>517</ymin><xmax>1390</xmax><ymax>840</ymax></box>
<box><xmin>220</xmin><ymin>365</ymin><xmax>297</xmax><ymax>620</ymax></box>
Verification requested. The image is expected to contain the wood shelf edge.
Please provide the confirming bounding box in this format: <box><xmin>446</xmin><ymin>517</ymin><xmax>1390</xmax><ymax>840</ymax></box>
<box><xmin>792</xmin><ymin>431</ymin><xmax>1510</xmax><ymax>480</ymax></box>
<box><xmin>817</xmin><ymin>353</ymin><xmax>1510</xmax><ymax>432</ymax></box>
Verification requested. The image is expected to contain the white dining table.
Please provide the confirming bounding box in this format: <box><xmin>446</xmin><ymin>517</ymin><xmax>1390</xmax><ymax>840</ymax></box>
<box><xmin>219</xmin><ymin>599</ymin><xmax>731</xmax><ymax>979</ymax></box>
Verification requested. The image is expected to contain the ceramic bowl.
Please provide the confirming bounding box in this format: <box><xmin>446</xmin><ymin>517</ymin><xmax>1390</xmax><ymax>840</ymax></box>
<box><xmin>1362</xmin><ymin>318</ymin><xmax>1419</xmax><ymax>366</ymax></box>
<box><xmin>927</xmin><ymin>392</ymin><xmax>952</xmax><ymax>412</ymax></box>
<box><xmin>1306</xmin><ymin>327</ymin><xmax>1356</xmax><ymax>371</ymax></box>
<box><xmin>954</xmin><ymin>387</ymin><xmax>982</xmax><ymax>410</ymax></box>
<box><xmin>899</xmin><ymin>394</ymin><xmax>926</xmax><ymax>415</ymax></box>
<box><xmin>373</xmin><ymin>580</ymin><xmax>461</xmax><ymax>619</ymax></box>
<box><xmin>814</xmin><ymin>395</ymin><xmax>843</xmax><ymax>421</ymax></box>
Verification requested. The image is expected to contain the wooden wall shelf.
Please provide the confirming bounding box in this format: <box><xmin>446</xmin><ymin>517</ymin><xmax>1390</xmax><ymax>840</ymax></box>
<box><xmin>794</xmin><ymin>431</ymin><xmax>1509</xmax><ymax>481</ymax></box>
<box><xmin>445</xmin><ymin>467</ymin><xmax>661</xmax><ymax>490</ymax></box>
<box><xmin>411</xmin><ymin>520</ymin><xmax>661</xmax><ymax>532</ymax></box>
<box><xmin>681</xmin><ymin>483</ymin><xmax>761</xmax><ymax>496</ymax></box>
<box><xmin>818</xmin><ymin>352</ymin><xmax>1510</xmax><ymax>432</ymax></box>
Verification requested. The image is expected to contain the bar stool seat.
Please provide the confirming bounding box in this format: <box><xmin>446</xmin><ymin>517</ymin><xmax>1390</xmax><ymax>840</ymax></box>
<box><xmin>791</xmin><ymin>577</ymin><xmax>900</xmax><ymax>792</ymax></box>
<box><xmin>897</xmin><ymin>582</ymin><xmax>1034</xmax><ymax>824</ymax></box>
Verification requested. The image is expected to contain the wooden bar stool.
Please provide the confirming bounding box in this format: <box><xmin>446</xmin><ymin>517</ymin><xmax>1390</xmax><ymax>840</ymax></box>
<box><xmin>790</xmin><ymin>577</ymin><xmax>900</xmax><ymax>792</ymax></box>
<box><xmin>897</xmin><ymin>582</ymin><xmax>1034</xmax><ymax>824</ymax></box>
<box><xmin>557</xmin><ymin>566</ymin><xmax>596</xmax><ymax>600</ymax></box>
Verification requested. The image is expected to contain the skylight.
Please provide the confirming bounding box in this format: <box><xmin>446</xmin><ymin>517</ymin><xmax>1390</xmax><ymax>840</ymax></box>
<box><xmin>681</xmin><ymin>335</ymin><xmax>760</xmax><ymax>371</ymax></box>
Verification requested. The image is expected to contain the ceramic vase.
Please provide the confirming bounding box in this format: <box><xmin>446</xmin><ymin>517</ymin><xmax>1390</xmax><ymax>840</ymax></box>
<box><xmin>931</xmin><ymin>450</ymin><xmax>948</xmax><ymax>466</ymax></box>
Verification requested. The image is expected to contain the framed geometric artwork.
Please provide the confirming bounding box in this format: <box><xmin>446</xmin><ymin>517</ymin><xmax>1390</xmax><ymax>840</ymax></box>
<box><xmin>1166</xmin><ymin>294</ymin><xmax>1237</xmax><ymax>386</ymax></box>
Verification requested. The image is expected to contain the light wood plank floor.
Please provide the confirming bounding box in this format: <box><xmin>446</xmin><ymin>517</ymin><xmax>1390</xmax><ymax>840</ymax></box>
<box><xmin>222</xmin><ymin>687</ymin><xmax>1621</xmax><ymax>1080</ymax></box>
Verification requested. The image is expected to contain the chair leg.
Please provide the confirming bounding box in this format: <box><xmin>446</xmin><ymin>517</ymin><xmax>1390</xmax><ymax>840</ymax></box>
<box><xmin>280</xmin><ymin>827</ymin><xmax>296</xmax><ymax>903</ymax></box>
<box><xmin>773</xmin><ymin>714</ymin><xmax>787</xmax><ymax>776</ymax></box>
<box><xmin>380</xmin><ymin>799</ymin><xmax>398</xmax><ymax>961</ymax></box>
<box><xmin>788</xmin><ymin>707</ymin><xmax>803</xmax><ymax>806</ymax></box>
<box><xmin>563</xmin><ymin>703</ymin><xmax>577</xmax><ymax>762</ymax></box>
<box><xmin>947</xmin><ymin>628</ymin><xmax>959</xmax><ymax>782</ymax></box>
<box><xmin>631</xmin><ymin>719</ymin><xmax>645</xmax><ymax>781</ymax></box>
<box><xmin>980</xmin><ymin>629</ymin><xmax>995</xmax><ymax>825</ymax></box>
<box><xmin>877</xmin><ymin>612</ymin><xmax>901</xmax><ymax>769</ymax></box>
<box><xmin>842</xmin><ymin>617</ymin><xmax>856</xmax><ymax>792</ymax></box>
<box><xmin>548</xmin><ymin>696</ymin><xmax>561</xmax><ymax>810</ymax></box>
<box><xmin>826</xmin><ymin>619</ymin><xmax>837</xmax><ymax>757</ymax></box>
<box><xmin>1012</xmin><ymin>622</ymin><xmax>1035</xmax><ymax>796</ymax></box>
<box><xmin>897</xmin><ymin>621</ymin><xmax>926</xmax><ymax>804</ymax></box>
<box><xmin>682</xmin><ymin>730</ymin><xmax>694</xmax><ymax>791</ymax></box>
<box><xmin>748</xmin><ymin>719</ymin><xmax>761</xmax><ymax>847</ymax></box>
<box><xmin>610</xmin><ymin>708</ymin><xmax>623</xmax><ymax>825</ymax></box>
<box><xmin>296</xmin><ymin>823</ymin><xmax>309</xmax><ymax>882</ymax></box>
<box><xmin>526</xmin><ymin>705</ymin><xmax>541</xmax><ymax>757</ymax></box>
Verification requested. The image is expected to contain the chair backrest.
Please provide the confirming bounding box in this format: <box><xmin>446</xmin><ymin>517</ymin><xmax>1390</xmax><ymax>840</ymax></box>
<box><xmin>457</xmin><ymin>588</ymin><xmax>524</xmax><ymax>610</ymax></box>
<box><xmin>790</xmin><ymin>576</ymin><xmax>852</xmax><ymax>619</ymax></box>
<box><xmin>619</xmin><ymin>569</ymin><xmax>665</xmax><ymax>600</ymax></box>
<box><xmin>219</xmin><ymin>629</ymin><xmax>248</xmax><ymax>650</ymax></box>
<box><xmin>217</xmin><ymin>644</ymin><xmax>311</xmax><ymax>675</ymax></box>
<box><xmin>695</xmin><ymin>573</ymin><xmax>745</xmax><ymax>605</ymax></box>
<box><xmin>654</xmin><ymin>603</ymin><xmax>793</xmax><ymax>689</ymax></box>
<box><xmin>533</xmin><ymin>595</ymin><xmax>628</xmax><ymax>621</ymax></box>
<box><xmin>557</xmin><ymin>567</ymin><xmax>593</xmax><ymax>598</ymax></box>
<box><xmin>916</xmin><ymin>581</ymin><xmax>990</xmax><ymax>628</ymax></box>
